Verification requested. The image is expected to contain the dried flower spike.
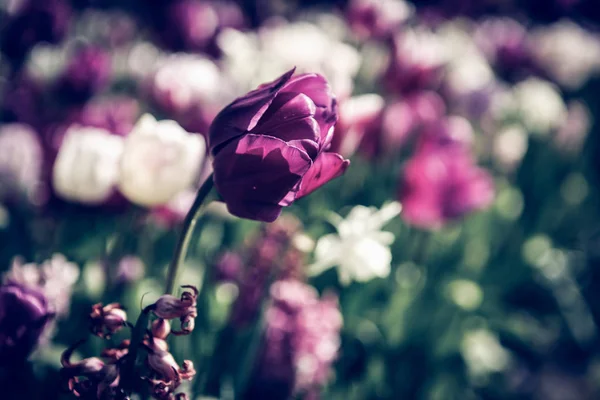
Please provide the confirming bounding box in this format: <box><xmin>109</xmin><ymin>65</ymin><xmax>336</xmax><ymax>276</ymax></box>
<box><xmin>90</xmin><ymin>303</ymin><xmax>128</xmax><ymax>339</ymax></box>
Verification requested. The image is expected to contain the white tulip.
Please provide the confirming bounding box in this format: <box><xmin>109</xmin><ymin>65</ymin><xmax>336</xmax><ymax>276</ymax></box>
<box><xmin>309</xmin><ymin>202</ymin><xmax>401</xmax><ymax>285</ymax></box>
<box><xmin>52</xmin><ymin>126</ymin><xmax>124</xmax><ymax>204</ymax></box>
<box><xmin>119</xmin><ymin>114</ymin><xmax>205</xmax><ymax>206</ymax></box>
<box><xmin>513</xmin><ymin>78</ymin><xmax>567</xmax><ymax>135</ymax></box>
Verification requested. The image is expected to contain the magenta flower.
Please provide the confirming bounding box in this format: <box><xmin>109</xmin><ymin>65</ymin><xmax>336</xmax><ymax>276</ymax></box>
<box><xmin>399</xmin><ymin>122</ymin><xmax>494</xmax><ymax>229</ymax></box>
<box><xmin>0</xmin><ymin>282</ymin><xmax>54</xmax><ymax>363</ymax></box>
<box><xmin>209</xmin><ymin>68</ymin><xmax>350</xmax><ymax>222</ymax></box>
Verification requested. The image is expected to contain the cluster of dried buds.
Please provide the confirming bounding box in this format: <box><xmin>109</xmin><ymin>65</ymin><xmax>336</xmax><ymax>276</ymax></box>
<box><xmin>60</xmin><ymin>286</ymin><xmax>198</xmax><ymax>400</ymax></box>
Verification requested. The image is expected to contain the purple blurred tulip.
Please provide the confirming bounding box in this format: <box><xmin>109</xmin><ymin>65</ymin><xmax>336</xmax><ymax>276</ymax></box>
<box><xmin>384</xmin><ymin>28</ymin><xmax>449</xmax><ymax>94</ymax></box>
<box><xmin>334</xmin><ymin>91</ymin><xmax>446</xmax><ymax>160</ymax></box>
<box><xmin>56</xmin><ymin>46</ymin><xmax>111</xmax><ymax>103</ymax></box>
<box><xmin>0</xmin><ymin>282</ymin><xmax>54</xmax><ymax>363</ymax></box>
<box><xmin>474</xmin><ymin>18</ymin><xmax>535</xmax><ymax>81</ymax></box>
<box><xmin>75</xmin><ymin>96</ymin><xmax>140</xmax><ymax>136</ymax></box>
<box><xmin>246</xmin><ymin>279</ymin><xmax>342</xmax><ymax>399</ymax></box>
<box><xmin>153</xmin><ymin>0</ymin><xmax>245</xmax><ymax>56</ymax></box>
<box><xmin>399</xmin><ymin>119</ymin><xmax>494</xmax><ymax>229</ymax></box>
<box><xmin>346</xmin><ymin>0</ymin><xmax>412</xmax><ymax>40</ymax></box>
<box><xmin>209</xmin><ymin>68</ymin><xmax>349</xmax><ymax>222</ymax></box>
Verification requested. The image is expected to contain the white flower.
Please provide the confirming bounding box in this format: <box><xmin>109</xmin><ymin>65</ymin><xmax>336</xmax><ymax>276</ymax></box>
<box><xmin>52</xmin><ymin>126</ymin><xmax>124</xmax><ymax>204</ymax></box>
<box><xmin>118</xmin><ymin>114</ymin><xmax>204</xmax><ymax>206</ymax></box>
<box><xmin>461</xmin><ymin>329</ymin><xmax>511</xmax><ymax>377</ymax></box>
<box><xmin>437</xmin><ymin>21</ymin><xmax>494</xmax><ymax>95</ymax></box>
<box><xmin>531</xmin><ymin>21</ymin><xmax>600</xmax><ymax>89</ymax></box>
<box><xmin>493</xmin><ymin>124</ymin><xmax>528</xmax><ymax>172</ymax></box>
<box><xmin>150</xmin><ymin>53</ymin><xmax>223</xmax><ymax>113</ymax></box>
<box><xmin>309</xmin><ymin>202</ymin><xmax>401</xmax><ymax>285</ymax></box>
<box><xmin>218</xmin><ymin>19</ymin><xmax>361</xmax><ymax>98</ymax></box>
<box><xmin>513</xmin><ymin>78</ymin><xmax>567</xmax><ymax>135</ymax></box>
<box><xmin>397</xmin><ymin>27</ymin><xmax>451</xmax><ymax>70</ymax></box>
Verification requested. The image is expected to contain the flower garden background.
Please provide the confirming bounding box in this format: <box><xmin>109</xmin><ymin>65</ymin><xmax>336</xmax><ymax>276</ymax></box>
<box><xmin>1</xmin><ymin>0</ymin><xmax>600</xmax><ymax>399</ymax></box>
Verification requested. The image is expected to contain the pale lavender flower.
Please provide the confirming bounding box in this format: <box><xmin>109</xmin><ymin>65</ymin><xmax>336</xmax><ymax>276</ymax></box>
<box><xmin>531</xmin><ymin>21</ymin><xmax>600</xmax><ymax>89</ymax></box>
<box><xmin>554</xmin><ymin>100</ymin><xmax>592</xmax><ymax>156</ymax></box>
<box><xmin>6</xmin><ymin>254</ymin><xmax>79</xmax><ymax>317</ymax></box>
<box><xmin>115</xmin><ymin>256</ymin><xmax>145</xmax><ymax>284</ymax></box>
<box><xmin>0</xmin><ymin>124</ymin><xmax>46</xmax><ymax>205</ymax></box>
<box><xmin>246</xmin><ymin>279</ymin><xmax>342</xmax><ymax>398</ymax></box>
<box><xmin>230</xmin><ymin>217</ymin><xmax>305</xmax><ymax>327</ymax></box>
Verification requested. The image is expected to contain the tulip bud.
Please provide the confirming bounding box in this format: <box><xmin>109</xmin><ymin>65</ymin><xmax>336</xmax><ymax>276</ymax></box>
<box><xmin>209</xmin><ymin>68</ymin><xmax>349</xmax><ymax>222</ymax></box>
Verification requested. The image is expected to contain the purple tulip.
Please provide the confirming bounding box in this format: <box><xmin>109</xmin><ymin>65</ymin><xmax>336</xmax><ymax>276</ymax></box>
<box><xmin>0</xmin><ymin>282</ymin><xmax>54</xmax><ymax>363</ymax></box>
<box><xmin>152</xmin><ymin>0</ymin><xmax>245</xmax><ymax>56</ymax></box>
<box><xmin>56</xmin><ymin>46</ymin><xmax>111</xmax><ymax>103</ymax></box>
<box><xmin>399</xmin><ymin>120</ymin><xmax>494</xmax><ymax>229</ymax></box>
<box><xmin>209</xmin><ymin>68</ymin><xmax>350</xmax><ymax>222</ymax></box>
<box><xmin>474</xmin><ymin>18</ymin><xmax>535</xmax><ymax>82</ymax></box>
<box><xmin>384</xmin><ymin>29</ymin><xmax>448</xmax><ymax>94</ymax></box>
<box><xmin>75</xmin><ymin>96</ymin><xmax>140</xmax><ymax>136</ymax></box>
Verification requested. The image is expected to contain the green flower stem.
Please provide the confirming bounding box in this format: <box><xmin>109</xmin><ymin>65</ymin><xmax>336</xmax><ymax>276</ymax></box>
<box><xmin>164</xmin><ymin>174</ymin><xmax>215</xmax><ymax>295</ymax></box>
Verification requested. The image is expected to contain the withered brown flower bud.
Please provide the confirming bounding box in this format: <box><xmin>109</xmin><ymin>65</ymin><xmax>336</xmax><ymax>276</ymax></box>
<box><xmin>90</xmin><ymin>302</ymin><xmax>128</xmax><ymax>339</ymax></box>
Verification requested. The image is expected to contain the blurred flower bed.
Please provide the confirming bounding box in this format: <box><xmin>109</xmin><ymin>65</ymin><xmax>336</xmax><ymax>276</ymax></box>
<box><xmin>1</xmin><ymin>0</ymin><xmax>600</xmax><ymax>399</ymax></box>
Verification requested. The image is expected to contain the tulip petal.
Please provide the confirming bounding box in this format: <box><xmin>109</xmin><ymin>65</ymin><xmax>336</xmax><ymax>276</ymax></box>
<box><xmin>282</xmin><ymin>74</ymin><xmax>338</xmax><ymax>146</ymax></box>
<box><xmin>209</xmin><ymin>68</ymin><xmax>295</xmax><ymax>154</ymax></box>
<box><xmin>296</xmin><ymin>152</ymin><xmax>350</xmax><ymax>199</ymax></box>
<box><xmin>282</xmin><ymin>74</ymin><xmax>332</xmax><ymax>108</ymax></box>
<box><xmin>255</xmin><ymin>116</ymin><xmax>320</xmax><ymax>158</ymax></box>
<box><xmin>213</xmin><ymin>134</ymin><xmax>312</xmax><ymax>222</ymax></box>
<box><xmin>256</xmin><ymin>92</ymin><xmax>317</xmax><ymax>130</ymax></box>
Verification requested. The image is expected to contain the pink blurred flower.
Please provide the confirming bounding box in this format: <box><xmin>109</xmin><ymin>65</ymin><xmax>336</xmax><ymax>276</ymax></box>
<box><xmin>384</xmin><ymin>28</ymin><xmax>449</xmax><ymax>94</ymax></box>
<box><xmin>6</xmin><ymin>254</ymin><xmax>79</xmax><ymax>317</ymax></box>
<box><xmin>335</xmin><ymin>91</ymin><xmax>446</xmax><ymax>159</ymax></box>
<box><xmin>75</xmin><ymin>96</ymin><xmax>141</xmax><ymax>136</ymax></box>
<box><xmin>158</xmin><ymin>0</ymin><xmax>245</xmax><ymax>55</ymax></box>
<box><xmin>346</xmin><ymin>0</ymin><xmax>412</xmax><ymax>40</ymax></box>
<box><xmin>399</xmin><ymin>120</ymin><xmax>494</xmax><ymax>229</ymax></box>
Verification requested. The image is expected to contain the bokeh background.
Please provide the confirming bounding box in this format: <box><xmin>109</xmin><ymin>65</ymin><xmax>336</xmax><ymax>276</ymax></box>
<box><xmin>2</xmin><ymin>0</ymin><xmax>600</xmax><ymax>399</ymax></box>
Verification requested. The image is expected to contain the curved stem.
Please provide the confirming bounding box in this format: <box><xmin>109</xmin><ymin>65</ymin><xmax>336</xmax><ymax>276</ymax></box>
<box><xmin>164</xmin><ymin>174</ymin><xmax>215</xmax><ymax>294</ymax></box>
